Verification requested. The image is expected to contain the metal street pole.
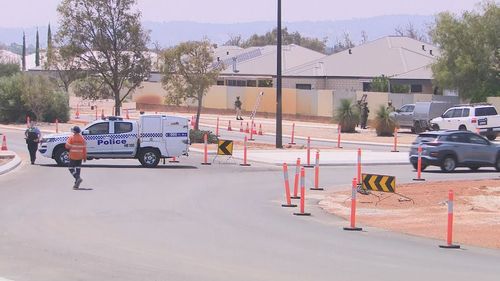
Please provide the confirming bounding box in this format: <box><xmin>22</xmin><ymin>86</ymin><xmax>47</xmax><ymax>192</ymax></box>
<box><xmin>276</xmin><ymin>0</ymin><xmax>283</xmax><ymax>148</ymax></box>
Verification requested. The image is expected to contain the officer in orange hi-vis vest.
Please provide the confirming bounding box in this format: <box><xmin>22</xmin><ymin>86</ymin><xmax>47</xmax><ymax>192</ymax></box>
<box><xmin>65</xmin><ymin>126</ymin><xmax>87</xmax><ymax>190</ymax></box>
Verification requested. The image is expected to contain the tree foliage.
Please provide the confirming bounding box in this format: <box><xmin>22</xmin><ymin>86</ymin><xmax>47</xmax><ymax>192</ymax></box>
<box><xmin>431</xmin><ymin>2</ymin><xmax>499</xmax><ymax>101</ymax></box>
<box><xmin>72</xmin><ymin>76</ymin><xmax>113</xmax><ymax>101</ymax></box>
<box><xmin>35</xmin><ymin>29</ymin><xmax>40</xmax><ymax>67</ymax></box>
<box><xmin>395</xmin><ymin>22</ymin><xmax>429</xmax><ymax>42</ymax></box>
<box><xmin>370</xmin><ymin>75</ymin><xmax>409</xmax><ymax>93</ymax></box>
<box><xmin>334</xmin><ymin>99</ymin><xmax>360</xmax><ymax>133</ymax></box>
<box><xmin>161</xmin><ymin>40</ymin><xmax>223</xmax><ymax>130</ymax></box>
<box><xmin>0</xmin><ymin>63</ymin><xmax>20</xmax><ymax>77</ymax></box>
<box><xmin>234</xmin><ymin>28</ymin><xmax>327</xmax><ymax>54</ymax></box>
<box><xmin>56</xmin><ymin>0</ymin><xmax>151</xmax><ymax>115</ymax></box>
<box><xmin>332</xmin><ymin>32</ymin><xmax>356</xmax><ymax>54</ymax></box>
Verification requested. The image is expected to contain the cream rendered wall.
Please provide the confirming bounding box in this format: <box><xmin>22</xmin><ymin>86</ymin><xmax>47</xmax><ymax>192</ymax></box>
<box><xmin>317</xmin><ymin>90</ymin><xmax>333</xmax><ymax>118</ymax></box>
<box><xmin>356</xmin><ymin>91</ymin><xmax>389</xmax><ymax>120</ymax></box>
<box><xmin>203</xmin><ymin>86</ymin><xmax>227</xmax><ymax>109</ymax></box>
<box><xmin>296</xmin><ymin>90</ymin><xmax>315</xmax><ymax>115</ymax></box>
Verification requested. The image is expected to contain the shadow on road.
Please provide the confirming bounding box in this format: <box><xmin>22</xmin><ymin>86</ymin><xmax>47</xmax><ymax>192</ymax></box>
<box><xmin>39</xmin><ymin>164</ymin><xmax>198</xmax><ymax>169</ymax></box>
<box><xmin>422</xmin><ymin>169</ymin><xmax>497</xmax><ymax>174</ymax></box>
<box><xmin>74</xmin><ymin>188</ymin><xmax>93</xmax><ymax>191</ymax></box>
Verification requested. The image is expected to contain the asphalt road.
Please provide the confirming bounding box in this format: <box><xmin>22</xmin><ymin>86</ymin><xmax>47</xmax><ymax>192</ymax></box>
<box><xmin>1</xmin><ymin>128</ymin><xmax>500</xmax><ymax>281</ymax></box>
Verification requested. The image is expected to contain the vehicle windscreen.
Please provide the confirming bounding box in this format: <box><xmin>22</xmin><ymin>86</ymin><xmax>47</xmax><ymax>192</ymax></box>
<box><xmin>475</xmin><ymin>107</ymin><xmax>498</xmax><ymax>116</ymax></box>
<box><xmin>412</xmin><ymin>133</ymin><xmax>441</xmax><ymax>144</ymax></box>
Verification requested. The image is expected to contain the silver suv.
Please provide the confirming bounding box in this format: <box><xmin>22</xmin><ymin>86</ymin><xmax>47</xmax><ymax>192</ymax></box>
<box><xmin>409</xmin><ymin>131</ymin><xmax>500</xmax><ymax>172</ymax></box>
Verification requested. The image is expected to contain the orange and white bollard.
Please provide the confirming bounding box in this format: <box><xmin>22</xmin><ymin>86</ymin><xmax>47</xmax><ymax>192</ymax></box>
<box><xmin>245</xmin><ymin>122</ymin><xmax>249</xmax><ymax>133</ymax></box>
<box><xmin>304</xmin><ymin>137</ymin><xmax>314</xmax><ymax>168</ymax></box>
<box><xmin>252</xmin><ymin>122</ymin><xmax>257</xmax><ymax>134</ymax></box>
<box><xmin>293</xmin><ymin>168</ymin><xmax>311</xmax><ymax>216</ymax></box>
<box><xmin>55</xmin><ymin>119</ymin><xmax>59</xmax><ymax>133</ymax></box>
<box><xmin>240</xmin><ymin>121</ymin><xmax>243</xmax><ymax>132</ymax></box>
<box><xmin>240</xmin><ymin>135</ymin><xmax>251</xmax><ymax>166</ymax></box>
<box><xmin>101</xmin><ymin>109</ymin><xmax>105</xmax><ymax>119</ymax></box>
<box><xmin>289</xmin><ymin>123</ymin><xmax>296</xmax><ymax>145</ymax></box>
<box><xmin>1</xmin><ymin>135</ymin><xmax>7</xmax><ymax>151</ymax></box>
<box><xmin>413</xmin><ymin>145</ymin><xmax>425</xmax><ymax>181</ymax></box>
<box><xmin>292</xmin><ymin>158</ymin><xmax>301</xmax><ymax>199</ymax></box>
<box><xmin>95</xmin><ymin>106</ymin><xmax>98</xmax><ymax>120</ymax></box>
<box><xmin>337</xmin><ymin>124</ymin><xmax>342</xmax><ymax>149</ymax></box>
<box><xmin>75</xmin><ymin>104</ymin><xmax>80</xmax><ymax>119</ymax></box>
<box><xmin>391</xmin><ymin>127</ymin><xmax>399</xmax><ymax>152</ymax></box>
<box><xmin>169</xmin><ymin>156</ymin><xmax>179</xmax><ymax>163</ymax></box>
<box><xmin>216</xmin><ymin>117</ymin><xmax>220</xmax><ymax>137</ymax></box>
<box><xmin>126</xmin><ymin>109</ymin><xmax>130</xmax><ymax>119</ymax></box>
<box><xmin>343</xmin><ymin>178</ymin><xmax>363</xmax><ymax>231</ymax></box>
<box><xmin>26</xmin><ymin>116</ymin><xmax>31</xmax><ymax>128</ymax></box>
<box><xmin>249</xmin><ymin>120</ymin><xmax>255</xmax><ymax>141</ymax></box>
<box><xmin>439</xmin><ymin>190</ymin><xmax>460</xmax><ymax>249</ymax></box>
<box><xmin>310</xmin><ymin>150</ymin><xmax>324</xmax><ymax>191</ymax></box>
<box><xmin>201</xmin><ymin>133</ymin><xmax>211</xmax><ymax>165</ymax></box>
<box><xmin>281</xmin><ymin>163</ymin><xmax>297</xmax><ymax>208</ymax></box>
<box><xmin>357</xmin><ymin>148</ymin><xmax>362</xmax><ymax>184</ymax></box>
<box><xmin>258</xmin><ymin>124</ymin><xmax>263</xmax><ymax>135</ymax></box>
<box><xmin>228</xmin><ymin>120</ymin><xmax>232</xmax><ymax>131</ymax></box>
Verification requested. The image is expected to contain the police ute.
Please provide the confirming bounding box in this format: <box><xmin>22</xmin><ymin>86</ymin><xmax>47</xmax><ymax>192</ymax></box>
<box><xmin>39</xmin><ymin>115</ymin><xmax>190</xmax><ymax>168</ymax></box>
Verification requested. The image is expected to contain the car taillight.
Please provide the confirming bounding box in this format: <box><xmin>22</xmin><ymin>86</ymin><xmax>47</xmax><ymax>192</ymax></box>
<box><xmin>426</xmin><ymin>140</ymin><xmax>442</xmax><ymax>146</ymax></box>
<box><xmin>471</xmin><ymin>118</ymin><xmax>477</xmax><ymax>123</ymax></box>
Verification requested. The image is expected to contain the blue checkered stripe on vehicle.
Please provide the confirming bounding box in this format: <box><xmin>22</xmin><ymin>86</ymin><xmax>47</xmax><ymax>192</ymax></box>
<box><xmin>47</xmin><ymin>136</ymin><xmax>69</xmax><ymax>142</ymax></box>
<box><xmin>165</xmin><ymin>132</ymin><xmax>188</xmax><ymax>137</ymax></box>
<box><xmin>140</xmin><ymin>133</ymin><xmax>163</xmax><ymax>138</ymax></box>
<box><xmin>84</xmin><ymin>133</ymin><xmax>137</xmax><ymax>141</ymax></box>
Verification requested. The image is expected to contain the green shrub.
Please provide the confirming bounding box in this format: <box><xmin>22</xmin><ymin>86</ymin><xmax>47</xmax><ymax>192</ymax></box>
<box><xmin>374</xmin><ymin>105</ymin><xmax>396</xmax><ymax>136</ymax></box>
<box><xmin>43</xmin><ymin>91</ymin><xmax>70</xmax><ymax>122</ymax></box>
<box><xmin>334</xmin><ymin>99</ymin><xmax>360</xmax><ymax>133</ymax></box>
<box><xmin>190</xmin><ymin>129</ymin><xmax>218</xmax><ymax>144</ymax></box>
<box><xmin>0</xmin><ymin>74</ymin><xmax>27</xmax><ymax>123</ymax></box>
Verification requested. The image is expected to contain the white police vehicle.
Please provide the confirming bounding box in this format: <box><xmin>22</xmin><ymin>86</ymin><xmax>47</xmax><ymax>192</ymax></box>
<box><xmin>39</xmin><ymin>115</ymin><xmax>190</xmax><ymax>168</ymax></box>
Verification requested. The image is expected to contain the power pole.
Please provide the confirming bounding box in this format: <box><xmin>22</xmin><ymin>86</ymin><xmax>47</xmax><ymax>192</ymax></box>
<box><xmin>276</xmin><ymin>0</ymin><xmax>283</xmax><ymax>148</ymax></box>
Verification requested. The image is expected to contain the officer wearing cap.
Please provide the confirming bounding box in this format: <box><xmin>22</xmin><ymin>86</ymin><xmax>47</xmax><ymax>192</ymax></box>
<box><xmin>65</xmin><ymin>126</ymin><xmax>87</xmax><ymax>189</ymax></box>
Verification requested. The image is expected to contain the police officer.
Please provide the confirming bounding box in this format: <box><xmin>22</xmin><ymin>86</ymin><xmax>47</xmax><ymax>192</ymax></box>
<box><xmin>25</xmin><ymin>123</ymin><xmax>41</xmax><ymax>164</ymax></box>
<box><xmin>360</xmin><ymin>102</ymin><xmax>370</xmax><ymax>129</ymax></box>
<box><xmin>65</xmin><ymin>126</ymin><xmax>87</xmax><ymax>189</ymax></box>
<box><xmin>234</xmin><ymin>96</ymin><xmax>243</xmax><ymax>120</ymax></box>
<box><xmin>387</xmin><ymin>100</ymin><xmax>396</xmax><ymax>112</ymax></box>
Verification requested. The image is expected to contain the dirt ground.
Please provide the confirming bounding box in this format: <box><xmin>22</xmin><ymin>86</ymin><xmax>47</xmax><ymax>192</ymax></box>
<box><xmin>320</xmin><ymin>179</ymin><xmax>500</xmax><ymax>249</ymax></box>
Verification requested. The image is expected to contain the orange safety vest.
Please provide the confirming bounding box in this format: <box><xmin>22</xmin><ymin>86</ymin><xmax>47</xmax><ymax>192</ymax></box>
<box><xmin>65</xmin><ymin>134</ymin><xmax>87</xmax><ymax>160</ymax></box>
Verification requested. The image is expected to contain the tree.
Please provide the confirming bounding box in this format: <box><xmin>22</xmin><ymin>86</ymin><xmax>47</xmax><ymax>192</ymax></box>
<box><xmin>241</xmin><ymin>28</ymin><xmax>327</xmax><ymax>54</ymax></box>
<box><xmin>395</xmin><ymin>22</ymin><xmax>428</xmax><ymax>42</ymax></box>
<box><xmin>72</xmin><ymin>76</ymin><xmax>113</xmax><ymax>101</ymax></box>
<box><xmin>22</xmin><ymin>32</ymin><xmax>26</xmax><ymax>71</ymax></box>
<box><xmin>161</xmin><ymin>40</ymin><xmax>223</xmax><ymax>130</ymax></box>
<box><xmin>35</xmin><ymin>28</ymin><xmax>40</xmax><ymax>67</ymax></box>
<box><xmin>46</xmin><ymin>23</ymin><xmax>53</xmax><ymax>68</ymax></box>
<box><xmin>332</xmin><ymin>32</ymin><xmax>355</xmax><ymax>54</ymax></box>
<box><xmin>371</xmin><ymin>75</ymin><xmax>389</xmax><ymax>92</ymax></box>
<box><xmin>224</xmin><ymin>34</ymin><xmax>242</xmax><ymax>46</ymax></box>
<box><xmin>0</xmin><ymin>63</ymin><xmax>20</xmax><ymax>77</ymax></box>
<box><xmin>360</xmin><ymin>30</ymin><xmax>369</xmax><ymax>45</ymax></box>
<box><xmin>56</xmin><ymin>0</ymin><xmax>151</xmax><ymax>115</ymax></box>
<box><xmin>431</xmin><ymin>2</ymin><xmax>499</xmax><ymax>102</ymax></box>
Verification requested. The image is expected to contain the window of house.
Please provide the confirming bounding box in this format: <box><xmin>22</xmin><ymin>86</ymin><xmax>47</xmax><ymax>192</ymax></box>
<box><xmin>411</xmin><ymin>84</ymin><xmax>423</xmax><ymax>93</ymax></box>
<box><xmin>296</xmin><ymin>84</ymin><xmax>312</xmax><ymax>90</ymax></box>
<box><xmin>363</xmin><ymin>82</ymin><xmax>372</xmax><ymax>92</ymax></box>
<box><xmin>258</xmin><ymin>80</ymin><xmax>273</xmax><ymax>87</ymax></box>
<box><xmin>216</xmin><ymin>80</ymin><xmax>225</xmax><ymax>86</ymax></box>
<box><xmin>246</xmin><ymin>80</ymin><xmax>257</xmax><ymax>87</ymax></box>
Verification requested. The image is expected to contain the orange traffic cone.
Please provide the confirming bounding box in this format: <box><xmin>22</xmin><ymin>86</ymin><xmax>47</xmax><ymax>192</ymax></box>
<box><xmin>252</xmin><ymin>122</ymin><xmax>257</xmax><ymax>134</ymax></box>
<box><xmin>245</xmin><ymin>122</ymin><xmax>249</xmax><ymax>133</ymax></box>
<box><xmin>228</xmin><ymin>120</ymin><xmax>232</xmax><ymax>131</ymax></box>
<box><xmin>1</xmin><ymin>135</ymin><xmax>7</xmax><ymax>151</ymax></box>
<box><xmin>75</xmin><ymin>104</ymin><xmax>80</xmax><ymax>119</ymax></box>
<box><xmin>258</xmin><ymin>124</ymin><xmax>263</xmax><ymax>135</ymax></box>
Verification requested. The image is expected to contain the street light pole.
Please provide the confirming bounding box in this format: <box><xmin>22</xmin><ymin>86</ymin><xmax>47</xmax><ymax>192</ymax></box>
<box><xmin>276</xmin><ymin>0</ymin><xmax>283</xmax><ymax>148</ymax></box>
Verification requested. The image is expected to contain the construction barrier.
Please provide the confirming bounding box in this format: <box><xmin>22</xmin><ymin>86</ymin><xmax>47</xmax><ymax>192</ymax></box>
<box><xmin>95</xmin><ymin>106</ymin><xmax>98</xmax><ymax>120</ymax></box>
<box><xmin>293</xmin><ymin>167</ymin><xmax>311</xmax><ymax>216</ymax></box>
<box><xmin>75</xmin><ymin>104</ymin><xmax>80</xmax><ymax>119</ymax></box>
<box><xmin>249</xmin><ymin>120</ymin><xmax>255</xmax><ymax>141</ymax></box>
<box><xmin>337</xmin><ymin>125</ymin><xmax>342</xmax><ymax>149</ymax></box>
<box><xmin>201</xmin><ymin>133</ymin><xmax>211</xmax><ymax>165</ymax></box>
<box><xmin>357</xmin><ymin>148</ymin><xmax>362</xmax><ymax>184</ymax></box>
<box><xmin>1</xmin><ymin>135</ymin><xmax>7</xmax><ymax>151</ymax></box>
<box><xmin>391</xmin><ymin>127</ymin><xmax>399</xmax><ymax>152</ymax></box>
<box><xmin>310</xmin><ymin>150</ymin><xmax>324</xmax><ymax>191</ymax></box>
<box><xmin>245</xmin><ymin>122</ymin><xmax>249</xmax><ymax>133</ymax></box>
<box><xmin>439</xmin><ymin>190</ymin><xmax>461</xmax><ymax>249</ymax></box>
<box><xmin>343</xmin><ymin>178</ymin><xmax>363</xmax><ymax>231</ymax></box>
<box><xmin>281</xmin><ymin>163</ymin><xmax>297</xmax><ymax>208</ymax></box>
<box><xmin>289</xmin><ymin>123</ymin><xmax>296</xmax><ymax>145</ymax></box>
<box><xmin>362</xmin><ymin>173</ymin><xmax>395</xmax><ymax>193</ymax></box>
<box><xmin>239</xmin><ymin>121</ymin><xmax>243</xmax><ymax>132</ymax></box>
<box><xmin>217</xmin><ymin>140</ymin><xmax>233</xmax><ymax>156</ymax></box>
<box><xmin>292</xmin><ymin>158</ymin><xmax>301</xmax><ymax>199</ymax></box>
<box><xmin>258</xmin><ymin>124</ymin><xmax>263</xmax><ymax>135</ymax></box>
<box><xmin>304</xmin><ymin>137</ymin><xmax>314</xmax><ymax>168</ymax></box>
<box><xmin>228</xmin><ymin>120</ymin><xmax>232</xmax><ymax>131</ymax></box>
<box><xmin>413</xmin><ymin>145</ymin><xmax>425</xmax><ymax>181</ymax></box>
<box><xmin>216</xmin><ymin>117</ymin><xmax>220</xmax><ymax>137</ymax></box>
<box><xmin>239</xmin><ymin>135</ymin><xmax>251</xmax><ymax>166</ymax></box>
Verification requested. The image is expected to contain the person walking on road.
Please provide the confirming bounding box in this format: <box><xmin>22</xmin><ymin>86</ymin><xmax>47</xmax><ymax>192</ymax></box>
<box><xmin>65</xmin><ymin>126</ymin><xmax>87</xmax><ymax>190</ymax></box>
<box><xmin>234</xmin><ymin>96</ymin><xmax>243</xmax><ymax>120</ymax></box>
<box><xmin>360</xmin><ymin>102</ymin><xmax>369</xmax><ymax>129</ymax></box>
<box><xmin>25</xmin><ymin>123</ymin><xmax>41</xmax><ymax>164</ymax></box>
<box><xmin>386</xmin><ymin>100</ymin><xmax>396</xmax><ymax>112</ymax></box>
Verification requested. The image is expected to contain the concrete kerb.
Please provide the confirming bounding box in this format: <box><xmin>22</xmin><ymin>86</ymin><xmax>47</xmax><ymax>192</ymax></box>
<box><xmin>0</xmin><ymin>151</ymin><xmax>22</xmax><ymax>176</ymax></box>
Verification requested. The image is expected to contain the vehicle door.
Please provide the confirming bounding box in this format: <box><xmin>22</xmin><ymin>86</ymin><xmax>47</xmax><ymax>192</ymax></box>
<box><xmin>111</xmin><ymin>121</ymin><xmax>136</xmax><ymax>158</ymax></box>
<box><xmin>163</xmin><ymin>116</ymin><xmax>189</xmax><ymax>157</ymax></box>
<box><xmin>82</xmin><ymin>122</ymin><xmax>111</xmax><ymax>158</ymax></box>
<box><xmin>445</xmin><ymin>133</ymin><xmax>469</xmax><ymax>163</ymax></box>
<box><xmin>398</xmin><ymin>105</ymin><xmax>415</xmax><ymax>127</ymax></box>
<box><xmin>440</xmin><ymin>108</ymin><xmax>458</xmax><ymax>130</ymax></box>
<box><xmin>464</xmin><ymin>133</ymin><xmax>496</xmax><ymax>164</ymax></box>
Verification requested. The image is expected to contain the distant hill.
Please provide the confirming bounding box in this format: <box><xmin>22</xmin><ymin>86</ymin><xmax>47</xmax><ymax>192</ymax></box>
<box><xmin>0</xmin><ymin>15</ymin><xmax>434</xmax><ymax>50</ymax></box>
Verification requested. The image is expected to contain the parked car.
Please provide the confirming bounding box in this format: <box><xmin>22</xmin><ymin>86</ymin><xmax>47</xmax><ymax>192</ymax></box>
<box><xmin>430</xmin><ymin>104</ymin><xmax>500</xmax><ymax>140</ymax></box>
<box><xmin>390</xmin><ymin>101</ymin><xmax>455</xmax><ymax>133</ymax></box>
<box><xmin>409</xmin><ymin>130</ymin><xmax>500</xmax><ymax>172</ymax></box>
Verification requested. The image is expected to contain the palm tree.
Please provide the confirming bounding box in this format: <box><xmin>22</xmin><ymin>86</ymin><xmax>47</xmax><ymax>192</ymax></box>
<box><xmin>374</xmin><ymin>105</ymin><xmax>396</xmax><ymax>136</ymax></box>
<box><xmin>334</xmin><ymin>99</ymin><xmax>360</xmax><ymax>133</ymax></box>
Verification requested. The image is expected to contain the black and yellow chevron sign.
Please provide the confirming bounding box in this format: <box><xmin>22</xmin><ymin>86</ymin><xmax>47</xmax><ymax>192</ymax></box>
<box><xmin>362</xmin><ymin>173</ymin><xmax>396</xmax><ymax>193</ymax></box>
<box><xmin>217</xmin><ymin>140</ymin><xmax>234</xmax><ymax>155</ymax></box>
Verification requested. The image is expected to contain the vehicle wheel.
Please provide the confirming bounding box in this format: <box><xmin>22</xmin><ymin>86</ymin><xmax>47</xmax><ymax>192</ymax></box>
<box><xmin>458</xmin><ymin>125</ymin><xmax>467</xmax><ymax>131</ymax></box>
<box><xmin>440</xmin><ymin>156</ymin><xmax>457</xmax><ymax>172</ymax></box>
<box><xmin>54</xmin><ymin>147</ymin><xmax>70</xmax><ymax>167</ymax></box>
<box><xmin>410</xmin><ymin>127</ymin><xmax>416</xmax><ymax>134</ymax></box>
<box><xmin>496</xmin><ymin>157</ymin><xmax>500</xmax><ymax>172</ymax></box>
<box><xmin>412</xmin><ymin>162</ymin><xmax>427</xmax><ymax>171</ymax></box>
<box><xmin>487</xmin><ymin>134</ymin><xmax>497</xmax><ymax>141</ymax></box>
<box><xmin>469</xmin><ymin>166</ymin><xmax>480</xmax><ymax>171</ymax></box>
<box><xmin>413</xmin><ymin>122</ymin><xmax>422</xmax><ymax>134</ymax></box>
<box><xmin>431</xmin><ymin>124</ymin><xmax>440</xmax><ymax>131</ymax></box>
<box><xmin>140</xmin><ymin>148</ymin><xmax>160</xmax><ymax>168</ymax></box>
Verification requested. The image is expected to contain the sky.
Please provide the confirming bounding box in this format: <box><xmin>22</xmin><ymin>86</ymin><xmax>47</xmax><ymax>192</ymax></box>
<box><xmin>0</xmin><ymin>0</ymin><xmax>490</xmax><ymax>27</ymax></box>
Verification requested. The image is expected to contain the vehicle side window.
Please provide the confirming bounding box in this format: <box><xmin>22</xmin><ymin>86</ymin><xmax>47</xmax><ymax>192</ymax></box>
<box><xmin>442</xmin><ymin>109</ymin><xmax>453</xmax><ymax>118</ymax></box>
<box><xmin>87</xmin><ymin>122</ymin><xmax>109</xmax><ymax>135</ymax></box>
<box><xmin>447</xmin><ymin>133</ymin><xmax>467</xmax><ymax>143</ymax></box>
<box><xmin>468</xmin><ymin>134</ymin><xmax>488</xmax><ymax>145</ymax></box>
<box><xmin>475</xmin><ymin>107</ymin><xmax>498</xmax><ymax>116</ymax></box>
<box><xmin>114</xmin><ymin>122</ymin><xmax>133</xmax><ymax>134</ymax></box>
<box><xmin>451</xmin><ymin>109</ymin><xmax>463</xmax><ymax>118</ymax></box>
<box><xmin>462</xmin><ymin>108</ymin><xmax>470</xmax><ymax>117</ymax></box>
<box><xmin>399</xmin><ymin>106</ymin><xmax>408</xmax><ymax>112</ymax></box>
<box><xmin>407</xmin><ymin>105</ymin><xmax>415</xmax><ymax>112</ymax></box>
